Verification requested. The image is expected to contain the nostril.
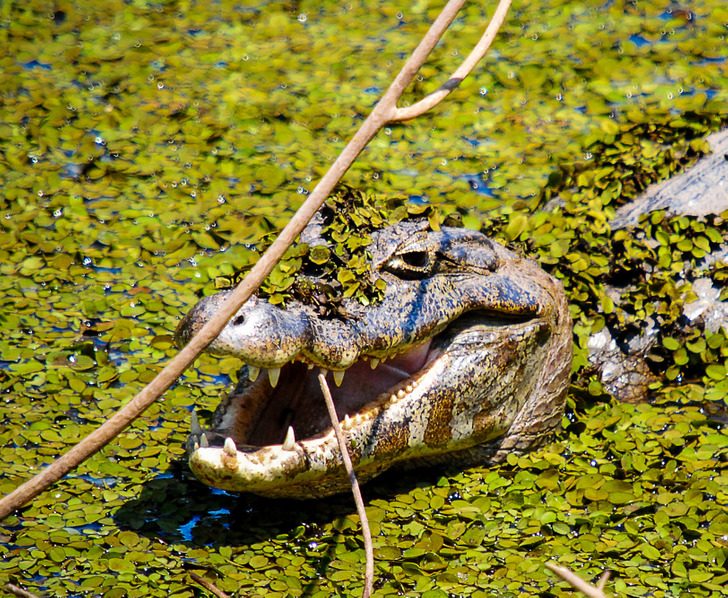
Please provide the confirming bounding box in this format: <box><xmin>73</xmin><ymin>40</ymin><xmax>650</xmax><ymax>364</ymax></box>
<box><xmin>232</xmin><ymin>315</ymin><xmax>245</xmax><ymax>326</ymax></box>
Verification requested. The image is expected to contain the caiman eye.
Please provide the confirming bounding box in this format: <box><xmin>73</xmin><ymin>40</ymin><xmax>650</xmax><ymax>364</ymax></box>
<box><xmin>383</xmin><ymin>249</ymin><xmax>434</xmax><ymax>279</ymax></box>
<box><xmin>401</xmin><ymin>251</ymin><xmax>429</xmax><ymax>268</ymax></box>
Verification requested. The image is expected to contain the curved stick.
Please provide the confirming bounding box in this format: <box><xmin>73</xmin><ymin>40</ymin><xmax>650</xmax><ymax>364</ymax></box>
<box><xmin>0</xmin><ymin>0</ymin><xmax>511</xmax><ymax>521</ymax></box>
<box><xmin>392</xmin><ymin>0</ymin><xmax>512</xmax><ymax>122</ymax></box>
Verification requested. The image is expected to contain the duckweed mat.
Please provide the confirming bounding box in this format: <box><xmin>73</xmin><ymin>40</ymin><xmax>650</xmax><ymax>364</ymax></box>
<box><xmin>1</xmin><ymin>0</ymin><xmax>726</xmax><ymax>596</ymax></box>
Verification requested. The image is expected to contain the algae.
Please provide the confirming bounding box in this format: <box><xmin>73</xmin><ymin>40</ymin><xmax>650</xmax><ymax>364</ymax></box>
<box><xmin>0</xmin><ymin>0</ymin><xmax>726</xmax><ymax>596</ymax></box>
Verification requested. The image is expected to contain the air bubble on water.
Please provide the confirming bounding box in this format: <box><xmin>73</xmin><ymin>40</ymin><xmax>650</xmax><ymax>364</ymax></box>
<box><xmin>479</xmin><ymin>87</ymin><xmax>488</xmax><ymax>96</ymax></box>
<box><xmin>82</xmin><ymin>257</ymin><xmax>92</xmax><ymax>266</ymax></box>
<box><xmin>372</xmin><ymin>172</ymin><xmax>380</xmax><ymax>180</ymax></box>
<box><xmin>53</xmin><ymin>208</ymin><xmax>63</xmax><ymax>217</ymax></box>
<box><xmin>38</xmin><ymin>190</ymin><xmax>44</xmax><ymax>197</ymax></box>
<box><xmin>94</xmin><ymin>136</ymin><xmax>105</xmax><ymax>146</ymax></box>
<box><xmin>29</xmin><ymin>155</ymin><xmax>38</xmax><ymax>164</ymax></box>
<box><xmin>217</xmin><ymin>194</ymin><xmax>226</xmax><ymax>204</ymax></box>
<box><xmin>556</xmin><ymin>93</ymin><xmax>563</xmax><ymax>101</ymax></box>
<box><xmin>297</xmin><ymin>13</ymin><xmax>307</xmax><ymax>23</ymax></box>
<box><xmin>396</xmin><ymin>11</ymin><xmax>403</xmax><ymax>19</ymax></box>
<box><xmin>384</xmin><ymin>127</ymin><xmax>391</xmax><ymax>135</ymax></box>
<box><xmin>584</xmin><ymin>152</ymin><xmax>593</xmax><ymax>160</ymax></box>
<box><xmin>242</xmin><ymin>54</ymin><xmax>249</xmax><ymax>61</ymax></box>
<box><xmin>441</xmin><ymin>159</ymin><xmax>448</xmax><ymax>166</ymax></box>
<box><xmin>157</xmin><ymin>82</ymin><xmax>165</xmax><ymax>90</ymax></box>
<box><xmin>667</xmin><ymin>91</ymin><xmax>674</xmax><ymax>100</ymax></box>
<box><xmin>190</xmin><ymin>191</ymin><xmax>197</xmax><ymax>198</ymax></box>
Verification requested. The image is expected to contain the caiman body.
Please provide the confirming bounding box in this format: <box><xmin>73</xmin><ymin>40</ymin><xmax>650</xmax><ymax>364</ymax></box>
<box><xmin>176</xmin><ymin>219</ymin><xmax>572</xmax><ymax>498</ymax></box>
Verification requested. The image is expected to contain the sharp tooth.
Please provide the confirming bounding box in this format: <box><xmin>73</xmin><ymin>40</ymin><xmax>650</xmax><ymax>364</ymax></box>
<box><xmin>193</xmin><ymin>438</ymin><xmax>200</xmax><ymax>451</ymax></box>
<box><xmin>222</xmin><ymin>437</ymin><xmax>238</xmax><ymax>469</ymax></box>
<box><xmin>320</xmin><ymin>368</ymin><xmax>328</xmax><ymax>379</ymax></box>
<box><xmin>282</xmin><ymin>426</ymin><xmax>296</xmax><ymax>451</ymax></box>
<box><xmin>397</xmin><ymin>388</ymin><xmax>406</xmax><ymax>399</ymax></box>
<box><xmin>307</xmin><ymin>363</ymin><xmax>314</xmax><ymax>370</ymax></box>
<box><xmin>369</xmin><ymin>358</ymin><xmax>379</xmax><ymax>369</ymax></box>
<box><xmin>267</xmin><ymin>367</ymin><xmax>281</xmax><ymax>387</ymax></box>
<box><xmin>343</xmin><ymin>414</ymin><xmax>352</xmax><ymax>429</ymax></box>
<box><xmin>190</xmin><ymin>410</ymin><xmax>202</xmax><ymax>435</ymax></box>
<box><xmin>223</xmin><ymin>437</ymin><xmax>237</xmax><ymax>456</ymax></box>
<box><xmin>248</xmin><ymin>365</ymin><xmax>260</xmax><ymax>382</ymax></box>
<box><xmin>333</xmin><ymin>370</ymin><xmax>345</xmax><ymax>387</ymax></box>
<box><xmin>200</xmin><ymin>434</ymin><xmax>209</xmax><ymax>448</ymax></box>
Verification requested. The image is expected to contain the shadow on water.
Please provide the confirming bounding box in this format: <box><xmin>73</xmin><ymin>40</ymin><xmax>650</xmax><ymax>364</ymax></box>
<box><xmin>113</xmin><ymin>457</ymin><xmax>452</xmax><ymax>595</ymax></box>
<box><xmin>113</xmin><ymin>457</ymin><xmax>451</xmax><ymax>548</ymax></box>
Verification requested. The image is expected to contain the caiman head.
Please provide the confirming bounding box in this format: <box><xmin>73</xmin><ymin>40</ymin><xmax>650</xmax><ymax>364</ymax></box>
<box><xmin>176</xmin><ymin>219</ymin><xmax>572</xmax><ymax>498</ymax></box>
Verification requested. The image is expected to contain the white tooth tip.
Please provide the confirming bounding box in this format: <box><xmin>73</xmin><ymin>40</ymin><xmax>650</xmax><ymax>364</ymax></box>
<box><xmin>190</xmin><ymin>411</ymin><xmax>201</xmax><ymax>435</ymax></box>
<box><xmin>267</xmin><ymin>367</ymin><xmax>281</xmax><ymax>388</ymax></box>
<box><xmin>248</xmin><ymin>365</ymin><xmax>260</xmax><ymax>382</ymax></box>
<box><xmin>199</xmin><ymin>434</ymin><xmax>209</xmax><ymax>448</ymax></box>
<box><xmin>282</xmin><ymin>426</ymin><xmax>296</xmax><ymax>451</ymax></box>
<box><xmin>369</xmin><ymin>358</ymin><xmax>380</xmax><ymax>369</ymax></box>
<box><xmin>223</xmin><ymin>437</ymin><xmax>237</xmax><ymax>456</ymax></box>
<box><xmin>333</xmin><ymin>370</ymin><xmax>345</xmax><ymax>387</ymax></box>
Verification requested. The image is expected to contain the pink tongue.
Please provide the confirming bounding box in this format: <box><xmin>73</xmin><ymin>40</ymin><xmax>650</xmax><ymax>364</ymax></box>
<box><xmin>386</xmin><ymin>339</ymin><xmax>432</xmax><ymax>373</ymax></box>
<box><xmin>330</xmin><ymin>339</ymin><xmax>433</xmax><ymax>409</ymax></box>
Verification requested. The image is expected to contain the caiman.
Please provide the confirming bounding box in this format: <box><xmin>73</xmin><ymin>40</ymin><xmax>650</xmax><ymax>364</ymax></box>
<box><xmin>176</xmin><ymin>218</ymin><xmax>572</xmax><ymax>498</ymax></box>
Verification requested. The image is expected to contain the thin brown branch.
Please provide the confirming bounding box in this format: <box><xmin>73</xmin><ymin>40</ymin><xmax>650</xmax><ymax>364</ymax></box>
<box><xmin>0</xmin><ymin>0</ymin><xmax>512</xmax><ymax>521</ymax></box>
<box><xmin>4</xmin><ymin>583</ymin><xmax>41</xmax><ymax>598</ymax></box>
<box><xmin>392</xmin><ymin>0</ymin><xmax>512</xmax><ymax>122</ymax></box>
<box><xmin>545</xmin><ymin>562</ymin><xmax>610</xmax><ymax>598</ymax></box>
<box><xmin>189</xmin><ymin>573</ymin><xmax>231</xmax><ymax>598</ymax></box>
<box><xmin>318</xmin><ymin>373</ymin><xmax>374</xmax><ymax>598</ymax></box>
<box><xmin>596</xmin><ymin>571</ymin><xmax>611</xmax><ymax>590</ymax></box>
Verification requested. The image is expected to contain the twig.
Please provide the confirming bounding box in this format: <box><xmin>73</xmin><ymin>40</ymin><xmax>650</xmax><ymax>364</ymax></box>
<box><xmin>189</xmin><ymin>573</ymin><xmax>231</xmax><ymax>598</ymax></box>
<box><xmin>4</xmin><ymin>583</ymin><xmax>41</xmax><ymax>598</ymax></box>
<box><xmin>596</xmin><ymin>571</ymin><xmax>611</xmax><ymax>590</ymax></box>
<box><xmin>0</xmin><ymin>0</ymin><xmax>512</xmax><ymax>520</ymax></box>
<box><xmin>545</xmin><ymin>562</ymin><xmax>610</xmax><ymax>598</ymax></box>
<box><xmin>392</xmin><ymin>0</ymin><xmax>512</xmax><ymax>122</ymax></box>
<box><xmin>318</xmin><ymin>373</ymin><xmax>374</xmax><ymax>598</ymax></box>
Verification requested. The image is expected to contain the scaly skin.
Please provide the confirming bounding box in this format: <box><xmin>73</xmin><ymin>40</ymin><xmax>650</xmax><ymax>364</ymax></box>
<box><xmin>176</xmin><ymin>219</ymin><xmax>572</xmax><ymax>498</ymax></box>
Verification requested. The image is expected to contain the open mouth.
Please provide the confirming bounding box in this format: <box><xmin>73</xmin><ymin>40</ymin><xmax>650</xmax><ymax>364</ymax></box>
<box><xmin>188</xmin><ymin>310</ymin><xmax>541</xmax><ymax>456</ymax></box>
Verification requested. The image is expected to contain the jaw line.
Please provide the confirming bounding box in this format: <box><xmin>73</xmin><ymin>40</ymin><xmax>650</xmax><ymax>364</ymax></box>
<box><xmin>187</xmin><ymin>312</ymin><xmax>544</xmax><ymax>494</ymax></box>
<box><xmin>189</xmin><ymin>312</ymin><xmax>541</xmax><ymax>449</ymax></box>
